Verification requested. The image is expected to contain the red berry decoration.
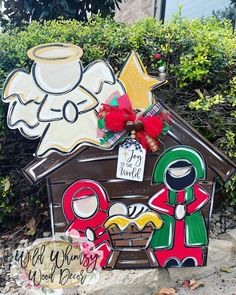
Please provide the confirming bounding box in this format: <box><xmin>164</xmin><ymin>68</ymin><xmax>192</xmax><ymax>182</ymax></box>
<box><xmin>153</xmin><ymin>53</ymin><xmax>161</xmax><ymax>60</ymax></box>
<box><xmin>105</xmin><ymin>111</ymin><xmax>126</xmax><ymax>132</ymax></box>
<box><xmin>142</xmin><ymin>116</ymin><xmax>164</xmax><ymax>138</ymax></box>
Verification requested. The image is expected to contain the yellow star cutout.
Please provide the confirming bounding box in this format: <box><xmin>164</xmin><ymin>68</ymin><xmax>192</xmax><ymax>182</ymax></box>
<box><xmin>118</xmin><ymin>51</ymin><xmax>166</xmax><ymax>109</ymax></box>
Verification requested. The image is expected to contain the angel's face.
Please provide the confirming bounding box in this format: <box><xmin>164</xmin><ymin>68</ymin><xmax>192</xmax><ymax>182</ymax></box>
<box><xmin>32</xmin><ymin>61</ymin><xmax>83</xmax><ymax>94</ymax></box>
<box><xmin>28</xmin><ymin>43</ymin><xmax>83</xmax><ymax>95</ymax></box>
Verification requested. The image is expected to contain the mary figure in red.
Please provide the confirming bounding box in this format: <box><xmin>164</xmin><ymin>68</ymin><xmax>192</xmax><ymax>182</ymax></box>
<box><xmin>62</xmin><ymin>179</ymin><xmax>112</xmax><ymax>268</ymax></box>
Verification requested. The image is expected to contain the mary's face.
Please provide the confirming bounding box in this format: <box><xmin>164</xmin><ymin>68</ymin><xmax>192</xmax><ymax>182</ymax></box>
<box><xmin>72</xmin><ymin>188</ymin><xmax>99</xmax><ymax>219</ymax></box>
<box><xmin>165</xmin><ymin>160</ymin><xmax>196</xmax><ymax>191</ymax></box>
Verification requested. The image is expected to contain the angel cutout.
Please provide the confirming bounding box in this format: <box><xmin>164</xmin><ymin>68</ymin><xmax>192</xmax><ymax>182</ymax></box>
<box><xmin>2</xmin><ymin>43</ymin><xmax>125</xmax><ymax>157</ymax></box>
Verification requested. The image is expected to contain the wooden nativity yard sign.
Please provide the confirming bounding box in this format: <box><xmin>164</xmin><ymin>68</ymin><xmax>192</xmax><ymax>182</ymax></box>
<box><xmin>2</xmin><ymin>43</ymin><xmax>236</xmax><ymax>269</ymax></box>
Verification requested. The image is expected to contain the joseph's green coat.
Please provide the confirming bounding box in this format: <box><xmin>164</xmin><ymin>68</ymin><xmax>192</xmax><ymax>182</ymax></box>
<box><xmin>150</xmin><ymin>146</ymin><xmax>208</xmax><ymax>249</ymax></box>
<box><xmin>150</xmin><ymin>185</ymin><xmax>208</xmax><ymax>249</ymax></box>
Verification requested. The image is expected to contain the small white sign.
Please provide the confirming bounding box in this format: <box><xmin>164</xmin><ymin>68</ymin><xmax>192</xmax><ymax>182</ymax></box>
<box><xmin>116</xmin><ymin>142</ymin><xmax>146</xmax><ymax>182</ymax></box>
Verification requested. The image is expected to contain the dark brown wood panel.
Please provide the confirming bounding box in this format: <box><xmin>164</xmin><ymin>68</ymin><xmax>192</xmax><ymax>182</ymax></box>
<box><xmin>49</xmin><ymin>181</ymin><xmax>158</xmax><ymax>202</ymax></box>
<box><xmin>48</xmin><ymin>147</ymin><xmax>170</xmax><ymax>184</ymax></box>
<box><xmin>115</xmin><ymin>250</ymin><xmax>152</xmax><ymax>268</ymax></box>
<box><xmin>23</xmin><ymin>129</ymin><xmax>181</xmax><ymax>183</ymax></box>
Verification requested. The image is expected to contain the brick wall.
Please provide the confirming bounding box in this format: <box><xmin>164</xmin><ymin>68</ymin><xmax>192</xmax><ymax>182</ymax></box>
<box><xmin>114</xmin><ymin>0</ymin><xmax>153</xmax><ymax>24</ymax></box>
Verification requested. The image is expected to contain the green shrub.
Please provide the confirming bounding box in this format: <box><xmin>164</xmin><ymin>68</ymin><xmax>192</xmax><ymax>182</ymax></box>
<box><xmin>0</xmin><ymin>15</ymin><xmax>235</xmax><ymax>228</ymax></box>
<box><xmin>0</xmin><ymin>177</ymin><xmax>12</xmax><ymax>223</ymax></box>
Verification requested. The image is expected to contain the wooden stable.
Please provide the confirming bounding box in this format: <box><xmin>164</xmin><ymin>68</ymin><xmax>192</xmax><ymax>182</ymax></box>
<box><xmin>4</xmin><ymin>42</ymin><xmax>235</xmax><ymax>270</ymax></box>
<box><xmin>23</xmin><ymin>100</ymin><xmax>236</xmax><ymax>269</ymax></box>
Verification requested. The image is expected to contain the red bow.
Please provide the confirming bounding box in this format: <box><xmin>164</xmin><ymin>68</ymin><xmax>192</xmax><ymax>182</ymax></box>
<box><xmin>98</xmin><ymin>94</ymin><xmax>170</xmax><ymax>152</ymax></box>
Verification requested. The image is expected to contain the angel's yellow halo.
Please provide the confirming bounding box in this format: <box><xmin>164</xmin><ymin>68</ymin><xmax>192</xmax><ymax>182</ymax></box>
<box><xmin>27</xmin><ymin>43</ymin><xmax>83</xmax><ymax>64</ymax></box>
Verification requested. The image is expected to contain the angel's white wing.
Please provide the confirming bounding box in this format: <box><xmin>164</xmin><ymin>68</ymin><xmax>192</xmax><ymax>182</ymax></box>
<box><xmin>7</xmin><ymin>100</ymin><xmax>47</xmax><ymax>139</ymax></box>
<box><xmin>3</xmin><ymin>70</ymin><xmax>45</xmax><ymax>104</ymax></box>
<box><xmin>2</xmin><ymin>70</ymin><xmax>47</xmax><ymax>138</ymax></box>
<box><xmin>81</xmin><ymin>60</ymin><xmax>126</xmax><ymax>106</ymax></box>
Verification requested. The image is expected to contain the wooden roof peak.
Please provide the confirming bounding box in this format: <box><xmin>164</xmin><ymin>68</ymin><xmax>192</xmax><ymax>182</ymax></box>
<box><xmin>23</xmin><ymin>100</ymin><xmax>236</xmax><ymax>184</ymax></box>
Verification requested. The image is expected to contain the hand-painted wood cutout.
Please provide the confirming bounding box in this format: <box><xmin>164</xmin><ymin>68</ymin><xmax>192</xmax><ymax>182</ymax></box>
<box><xmin>2</xmin><ymin>44</ymin><xmax>236</xmax><ymax>270</ymax></box>
<box><xmin>2</xmin><ymin>43</ymin><xmax>125</xmax><ymax>157</ymax></box>
<box><xmin>33</xmin><ymin>103</ymin><xmax>234</xmax><ymax>269</ymax></box>
<box><xmin>62</xmin><ymin>179</ymin><xmax>112</xmax><ymax>268</ymax></box>
<box><xmin>148</xmin><ymin>146</ymin><xmax>210</xmax><ymax>267</ymax></box>
<box><xmin>118</xmin><ymin>52</ymin><xmax>166</xmax><ymax>109</ymax></box>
